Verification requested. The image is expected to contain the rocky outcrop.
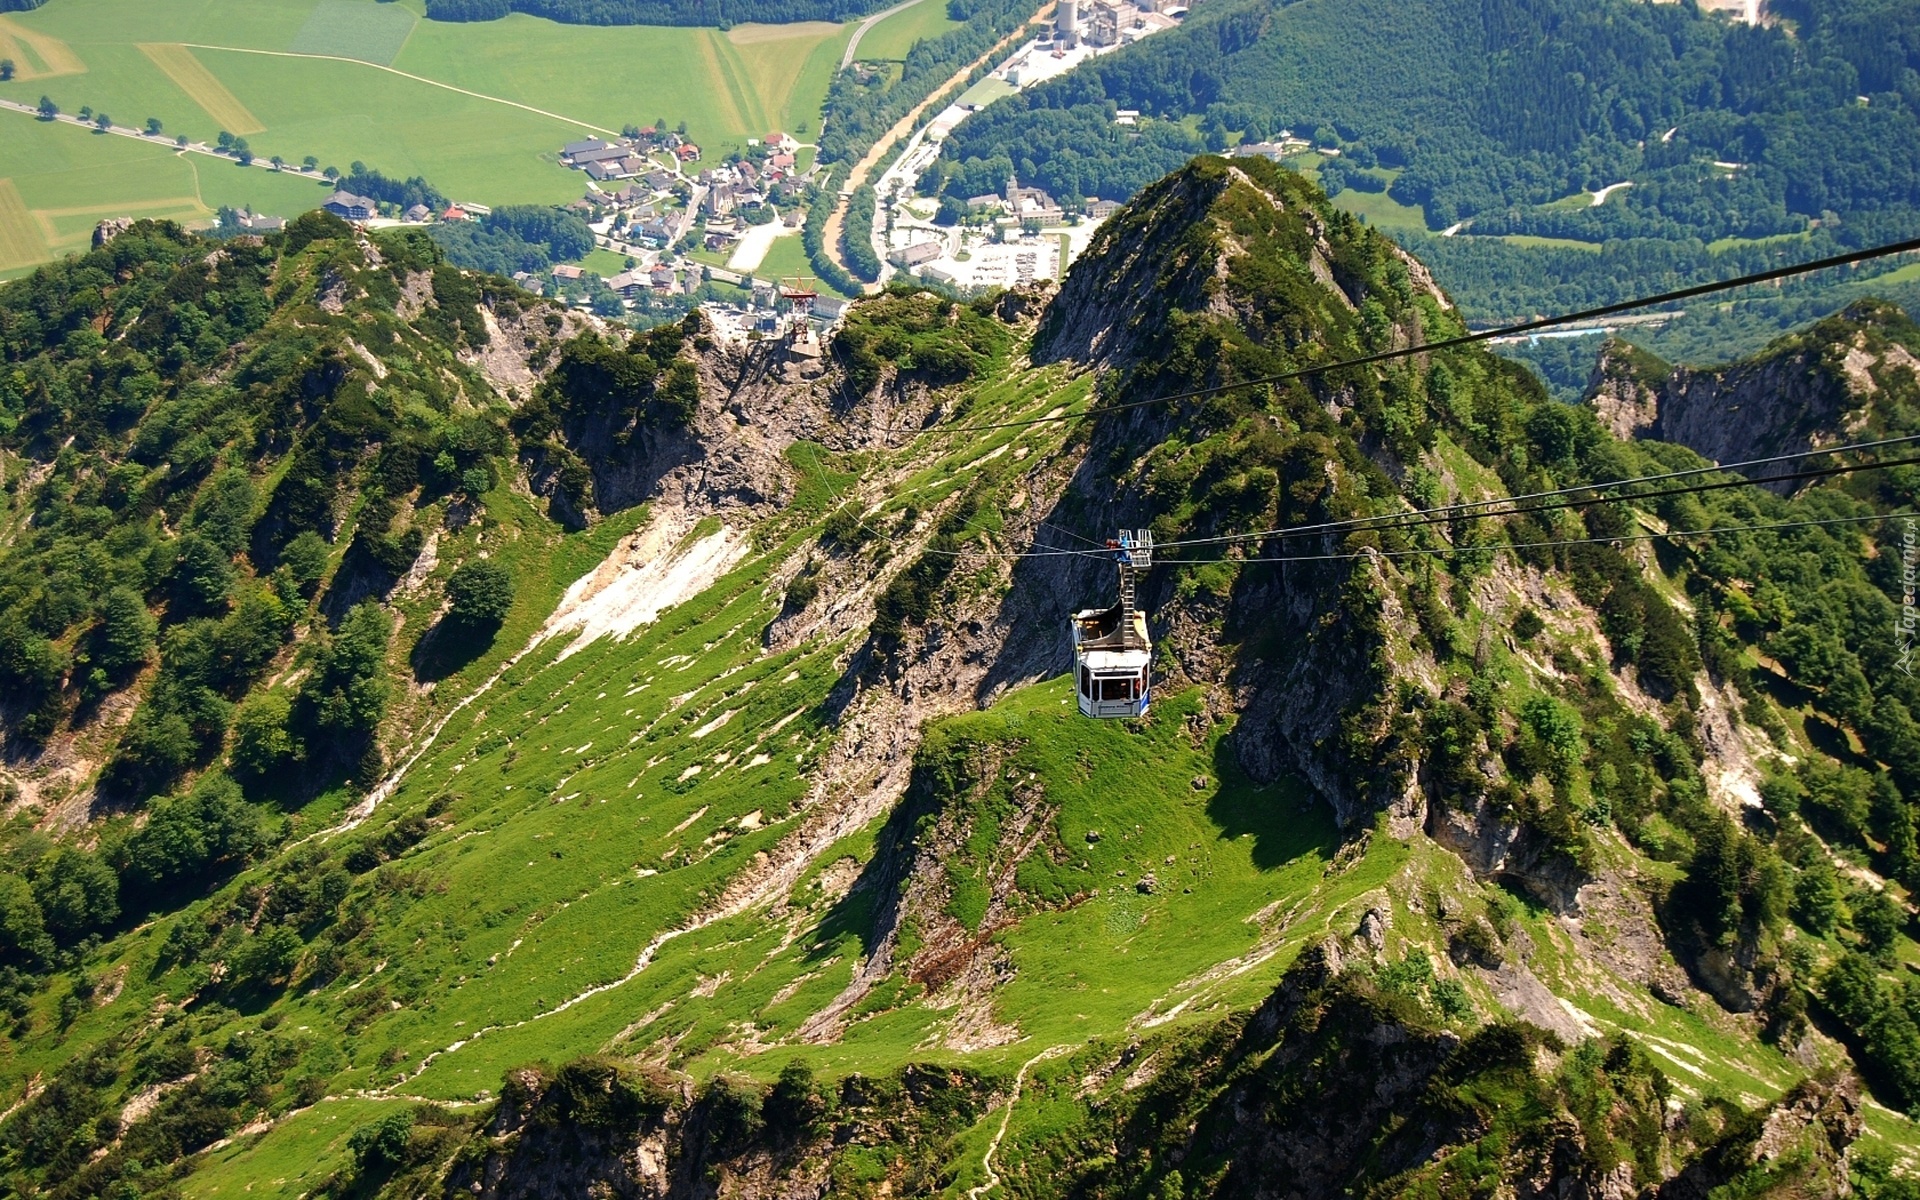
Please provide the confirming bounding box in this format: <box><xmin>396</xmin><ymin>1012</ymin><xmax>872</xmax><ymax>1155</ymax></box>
<box><xmin>1584</xmin><ymin>301</ymin><xmax>1920</xmax><ymax>482</ymax></box>
<box><xmin>1654</xmin><ymin>1074</ymin><xmax>1863</xmax><ymax>1199</ymax></box>
<box><xmin>91</xmin><ymin>217</ymin><xmax>133</xmax><ymax>248</ymax></box>
<box><xmin>444</xmin><ymin>1058</ymin><xmax>989</xmax><ymax>1200</ymax></box>
<box><xmin>1035</xmin><ymin>155</ymin><xmax>1446</xmax><ymax>371</ymax></box>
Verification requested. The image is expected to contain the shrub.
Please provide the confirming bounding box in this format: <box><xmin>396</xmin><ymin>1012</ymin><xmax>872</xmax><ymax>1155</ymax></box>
<box><xmin>230</xmin><ymin>690</ymin><xmax>297</xmax><ymax>778</ymax></box>
<box><xmin>1511</xmin><ymin>606</ymin><xmax>1545</xmax><ymax>642</ymax></box>
<box><xmin>279</xmin><ymin>532</ymin><xmax>331</xmax><ymax>598</ymax></box>
<box><xmin>348</xmin><ymin>1110</ymin><xmax>414</xmax><ymax>1174</ymax></box>
<box><xmin>120</xmin><ymin>775</ymin><xmax>264</xmax><ymax>901</ymax></box>
<box><xmin>445</xmin><ymin>560</ymin><xmax>514</xmax><ymax>627</ymax></box>
<box><xmin>170</xmin><ymin>533</ymin><xmax>235</xmax><ymax>614</ymax></box>
<box><xmin>29</xmin><ymin>850</ymin><xmax>118</xmax><ymax>946</ymax></box>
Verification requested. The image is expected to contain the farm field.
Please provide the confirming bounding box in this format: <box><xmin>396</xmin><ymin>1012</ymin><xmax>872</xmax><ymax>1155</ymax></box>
<box><xmin>854</xmin><ymin>0</ymin><xmax>960</xmax><ymax>61</ymax></box>
<box><xmin>0</xmin><ymin>116</ymin><xmax>332</xmax><ymax>276</ymax></box>
<box><xmin>0</xmin><ymin>0</ymin><xmax>854</xmax><ymax>219</ymax></box>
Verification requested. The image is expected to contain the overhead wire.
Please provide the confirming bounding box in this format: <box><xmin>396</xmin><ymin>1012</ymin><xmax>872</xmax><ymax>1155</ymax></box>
<box><xmin>1145</xmin><ymin>431</ymin><xmax>1920</xmax><ymax>551</ymax></box>
<box><xmin>978</xmin><ymin>446</ymin><xmax>1920</xmax><ymax>561</ymax></box>
<box><xmin>916</xmin><ymin>234</ymin><xmax>1920</xmax><ymax>436</ymax></box>
<box><xmin>1159</xmin><ymin>509</ymin><xmax>1908</xmax><ymax>566</ymax></box>
<box><xmin>827</xmin><ymin>442</ymin><xmax>1919</xmax><ymax>564</ymax></box>
<box><xmin>803</xmin><ymin>237</ymin><xmax>1920</xmax><ymax>568</ymax></box>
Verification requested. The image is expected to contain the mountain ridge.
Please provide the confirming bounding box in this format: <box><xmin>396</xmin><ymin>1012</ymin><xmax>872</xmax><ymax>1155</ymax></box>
<box><xmin>0</xmin><ymin>158</ymin><xmax>1917</xmax><ymax>1198</ymax></box>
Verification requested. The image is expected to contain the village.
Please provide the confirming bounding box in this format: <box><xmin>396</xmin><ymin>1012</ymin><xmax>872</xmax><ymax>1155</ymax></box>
<box><xmin>280</xmin><ymin>120</ymin><xmax>847</xmax><ymax>338</ymax></box>
<box><xmin>242</xmin><ymin>0</ymin><xmax>1205</xmax><ymax>349</ymax></box>
<box><xmin>863</xmin><ymin>0</ymin><xmax>1192</xmax><ymax>294</ymax></box>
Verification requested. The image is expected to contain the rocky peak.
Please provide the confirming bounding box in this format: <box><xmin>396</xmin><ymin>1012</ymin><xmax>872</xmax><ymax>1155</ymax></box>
<box><xmin>1583</xmin><ymin>299</ymin><xmax>1920</xmax><ymax>480</ymax></box>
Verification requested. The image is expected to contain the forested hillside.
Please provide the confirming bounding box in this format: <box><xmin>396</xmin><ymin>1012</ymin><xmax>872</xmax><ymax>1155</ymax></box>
<box><xmin>2</xmin><ymin>159</ymin><xmax>1920</xmax><ymax>1197</ymax></box>
<box><xmin>933</xmin><ymin>0</ymin><xmax>1920</xmax><ymax>233</ymax></box>
<box><xmin>924</xmin><ymin>0</ymin><xmax>1920</xmax><ymax>325</ymax></box>
<box><xmin>420</xmin><ymin>0</ymin><xmax>893</xmax><ymax>25</ymax></box>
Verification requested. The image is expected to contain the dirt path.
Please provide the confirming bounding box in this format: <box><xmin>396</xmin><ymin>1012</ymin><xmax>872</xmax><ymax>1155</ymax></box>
<box><xmin>967</xmin><ymin>1044</ymin><xmax>1074</xmax><ymax>1200</ymax></box>
<box><xmin>819</xmin><ymin>3</ymin><xmax>1049</xmax><ymax>292</ymax></box>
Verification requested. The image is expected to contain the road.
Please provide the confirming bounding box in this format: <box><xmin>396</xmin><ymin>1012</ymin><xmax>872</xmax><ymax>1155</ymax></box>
<box><xmin>1</xmin><ymin>99</ymin><xmax>335</xmax><ymax>184</ymax></box>
<box><xmin>819</xmin><ymin>0</ymin><xmax>1052</xmax><ymax>292</ymax></box>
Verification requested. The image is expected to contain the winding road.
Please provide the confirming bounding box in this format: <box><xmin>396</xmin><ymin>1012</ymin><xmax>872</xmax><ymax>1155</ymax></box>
<box><xmin>820</xmin><ymin>0</ymin><xmax>1051</xmax><ymax>291</ymax></box>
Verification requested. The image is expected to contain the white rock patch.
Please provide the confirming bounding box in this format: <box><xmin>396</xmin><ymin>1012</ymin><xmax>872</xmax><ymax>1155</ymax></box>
<box><xmin>536</xmin><ymin>514</ymin><xmax>748</xmax><ymax>661</ymax></box>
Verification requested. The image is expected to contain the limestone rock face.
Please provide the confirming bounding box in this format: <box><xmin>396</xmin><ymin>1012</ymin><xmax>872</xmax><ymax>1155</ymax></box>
<box><xmin>92</xmin><ymin>217</ymin><xmax>133</xmax><ymax>248</ymax></box>
<box><xmin>1583</xmin><ymin>301</ymin><xmax>1920</xmax><ymax>486</ymax></box>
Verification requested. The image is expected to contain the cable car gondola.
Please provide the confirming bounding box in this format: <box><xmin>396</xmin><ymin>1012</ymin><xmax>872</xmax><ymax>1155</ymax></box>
<box><xmin>1072</xmin><ymin>530</ymin><xmax>1152</xmax><ymax>719</ymax></box>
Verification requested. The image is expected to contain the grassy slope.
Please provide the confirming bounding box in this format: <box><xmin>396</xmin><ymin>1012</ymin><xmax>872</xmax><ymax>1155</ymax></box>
<box><xmin>69</xmin><ymin>333</ymin><xmax>1920</xmax><ymax>1193</ymax></box>
<box><xmin>4</xmin><ymin>202</ymin><xmax>1917</xmax><ymax>1194</ymax></box>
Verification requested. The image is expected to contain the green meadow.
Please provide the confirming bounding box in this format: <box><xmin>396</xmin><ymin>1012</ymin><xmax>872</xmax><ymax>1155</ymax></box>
<box><xmin>854</xmin><ymin>0</ymin><xmax>960</xmax><ymax>61</ymax></box>
<box><xmin>0</xmin><ymin>118</ymin><xmax>333</xmax><ymax>275</ymax></box>
<box><xmin>0</xmin><ymin>0</ymin><xmax>855</xmax><ymax>247</ymax></box>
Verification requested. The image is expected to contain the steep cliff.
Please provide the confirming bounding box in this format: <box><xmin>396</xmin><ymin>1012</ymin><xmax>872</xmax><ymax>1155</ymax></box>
<box><xmin>1584</xmin><ymin>299</ymin><xmax>1920</xmax><ymax>480</ymax></box>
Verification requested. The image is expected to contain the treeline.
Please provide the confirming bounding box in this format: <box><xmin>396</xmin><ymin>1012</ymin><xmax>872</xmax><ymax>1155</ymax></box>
<box><xmin>919</xmin><ymin>101</ymin><xmax>1206</xmax><ymax>207</ymax></box>
<box><xmin>428</xmin><ymin>206</ymin><xmax>597</xmax><ymax>276</ymax></box>
<box><xmin>803</xmin><ymin>182</ymin><xmax>861</xmax><ymax>295</ymax></box>
<box><xmin>1403</xmin><ymin>223</ymin><xmax>1920</xmax><ymax>323</ymax></box>
<box><xmin>424</xmin><ymin>0</ymin><xmax>891</xmax><ymax>24</ymax></box>
<box><xmin>0</xmin><ymin>218</ymin><xmax>520</xmax><ymax>981</ymax></box>
<box><xmin>930</xmin><ymin>0</ymin><xmax>1920</xmax><ymax>236</ymax></box>
<box><xmin>842</xmin><ymin>185</ymin><xmax>881</xmax><ymax>282</ymax></box>
<box><xmin>341</xmin><ymin>164</ymin><xmax>446</xmax><ymax>213</ymax></box>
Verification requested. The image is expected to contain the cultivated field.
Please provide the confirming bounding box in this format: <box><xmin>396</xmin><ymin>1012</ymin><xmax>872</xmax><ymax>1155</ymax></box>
<box><xmin>0</xmin><ymin>0</ymin><xmax>854</xmax><ymax>218</ymax></box>
<box><xmin>0</xmin><ymin>180</ymin><xmax>42</xmax><ymax>273</ymax></box>
<box><xmin>0</xmin><ymin>117</ymin><xmax>332</xmax><ymax>277</ymax></box>
<box><xmin>137</xmin><ymin>42</ymin><xmax>265</xmax><ymax>134</ymax></box>
<box><xmin>0</xmin><ymin>15</ymin><xmax>85</xmax><ymax>80</ymax></box>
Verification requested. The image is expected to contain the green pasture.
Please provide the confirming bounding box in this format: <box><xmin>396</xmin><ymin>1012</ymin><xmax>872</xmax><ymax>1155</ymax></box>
<box><xmin>0</xmin><ymin>116</ymin><xmax>333</xmax><ymax>277</ymax></box>
<box><xmin>575</xmin><ymin>246</ymin><xmax>632</xmax><ymax>274</ymax></box>
<box><xmin>290</xmin><ymin>0</ymin><xmax>418</xmax><ymax>63</ymax></box>
<box><xmin>0</xmin><ymin>0</ymin><xmax>854</xmax><ymax>223</ymax></box>
<box><xmin>856</xmin><ymin>0</ymin><xmax>960</xmax><ymax>61</ymax></box>
<box><xmin>182</xmin><ymin>1097</ymin><xmax>410</xmax><ymax>1200</ymax></box>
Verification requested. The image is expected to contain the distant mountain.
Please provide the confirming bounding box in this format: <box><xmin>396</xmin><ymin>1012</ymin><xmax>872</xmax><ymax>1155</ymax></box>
<box><xmin>925</xmin><ymin>0</ymin><xmax>1920</xmax><ymax>329</ymax></box>
<box><xmin>1585</xmin><ymin>298</ymin><xmax>1920</xmax><ymax>469</ymax></box>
